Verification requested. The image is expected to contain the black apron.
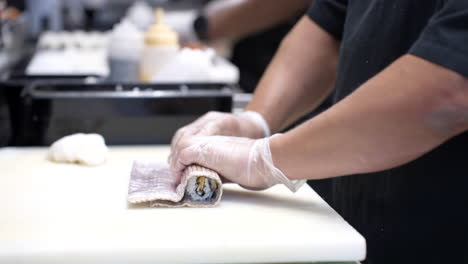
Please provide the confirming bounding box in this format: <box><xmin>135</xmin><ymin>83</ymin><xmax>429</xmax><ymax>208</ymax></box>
<box><xmin>307</xmin><ymin>1</ymin><xmax>468</xmax><ymax>263</ymax></box>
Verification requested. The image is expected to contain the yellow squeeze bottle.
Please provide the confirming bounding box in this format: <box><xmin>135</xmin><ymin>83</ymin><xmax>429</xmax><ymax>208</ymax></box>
<box><xmin>140</xmin><ymin>8</ymin><xmax>179</xmax><ymax>82</ymax></box>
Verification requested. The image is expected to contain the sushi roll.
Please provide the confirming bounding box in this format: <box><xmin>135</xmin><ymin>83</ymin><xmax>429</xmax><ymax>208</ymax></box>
<box><xmin>128</xmin><ymin>162</ymin><xmax>223</xmax><ymax>207</ymax></box>
<box><xmin>185</xmin><ymin>176</ymin><xmax>218</xmax><ymax>201</ymax></box>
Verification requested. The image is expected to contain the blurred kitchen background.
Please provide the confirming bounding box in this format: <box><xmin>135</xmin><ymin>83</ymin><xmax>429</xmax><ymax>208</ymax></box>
<box><xmin>0</xmin><ymin>0</ymin><xmax>312</xmax><ymax>147</ymax></box>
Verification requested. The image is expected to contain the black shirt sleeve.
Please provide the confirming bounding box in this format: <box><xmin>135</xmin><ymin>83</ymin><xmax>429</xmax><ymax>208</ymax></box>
<box><xmin>306</xmin><ymin>0</ymin><xmax>348</xmax><ymax>40</ymax></box>
<box><xmin>409</xmin><ymin>0</ymin><xmax>468</xmax><ymax>77</ymax></box>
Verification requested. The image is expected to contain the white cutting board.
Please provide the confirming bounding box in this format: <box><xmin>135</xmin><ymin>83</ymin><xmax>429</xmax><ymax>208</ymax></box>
<box><xmin>0</xmin><ymin>146</ymin><xmax>366</xmax><ymax>264</ymax></box>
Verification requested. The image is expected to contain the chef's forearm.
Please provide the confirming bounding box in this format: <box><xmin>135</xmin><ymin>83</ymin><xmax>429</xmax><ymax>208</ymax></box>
<box><xmin>271</xmin><ymin>54</ymin><xmax>468</xmax><ymax>180</ymax></box>
<box><xmin>246</xmin><ymin>17</ymin><xmax>339</xmax><ymax>133</ymax></box>
<box><xmin>205</xmin><ymin>0</ymin><xmax>312</xmax><ymax>41</ymax></box>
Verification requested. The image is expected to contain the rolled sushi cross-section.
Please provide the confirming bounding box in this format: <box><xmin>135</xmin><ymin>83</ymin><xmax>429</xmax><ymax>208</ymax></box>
<box><xmin>178</xmin><ymin>166</ymin><xmax>222</xmax><ymax>206</ymax></box>
<box><xmin>186</xmin><ymin>176</ymin><xmax>219</xmax><ymax>201</ymax></box>
<box><xmin>127</xmin><ymin>162</ymin><xmax>223</xmax><ymax>208</ymax></box>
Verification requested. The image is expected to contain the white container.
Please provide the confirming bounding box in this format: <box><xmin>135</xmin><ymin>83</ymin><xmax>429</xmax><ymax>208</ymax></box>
<box><xmin>140</xmin><ymin>9</ymin><xmax>179</xmax><ymax>82</ymax></box>
<box><xmin>108</xmin><ymin>19</ymin><xmax>143</xmax><ymax>82</ymax></box>
<box><xmin>152</xmin><ymin>48</ymin><xmax>240</xmax><ymax>84</ymax></box>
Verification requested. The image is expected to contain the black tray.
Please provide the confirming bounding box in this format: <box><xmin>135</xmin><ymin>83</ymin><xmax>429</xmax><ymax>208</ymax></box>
<box><xmin>15</xmin><ymin>82</ymin><xmax>234</xmax><ymax>146</ymax></box>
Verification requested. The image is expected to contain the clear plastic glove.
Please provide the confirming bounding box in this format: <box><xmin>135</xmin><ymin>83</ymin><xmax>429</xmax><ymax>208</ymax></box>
<box><xmin>169</xmin><ymin>111</ymin><xmax>270</xmax><ymax>163</ymax></box>
<box><xmin>169</xmin><ymin>135</ymin><xmax>305</xmax><ymax>192</ymax></box>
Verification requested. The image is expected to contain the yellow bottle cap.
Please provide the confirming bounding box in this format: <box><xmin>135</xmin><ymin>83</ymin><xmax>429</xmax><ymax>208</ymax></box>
<box><xmin>145</xmin><ymin>8</ymin><xmax>179</xmax><ymax>46</ymax></box>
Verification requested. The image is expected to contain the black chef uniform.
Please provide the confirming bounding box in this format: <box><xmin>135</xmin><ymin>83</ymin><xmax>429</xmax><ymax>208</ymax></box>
<box><xmin>307</xmin><ymin>1</ymin><xmax>468</xmax><ymax>263</ymax></box>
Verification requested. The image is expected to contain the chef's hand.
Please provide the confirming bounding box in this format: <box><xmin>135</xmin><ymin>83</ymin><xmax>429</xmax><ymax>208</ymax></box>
<box><xmin>169</xmin><ymin>135</ymin><xmax>304</xmax><ymax>192</ymax></box>
<box><xmin>169</xmin><ymin>111</ymin><xmax>270</xmax><ymax>163</ymax></box>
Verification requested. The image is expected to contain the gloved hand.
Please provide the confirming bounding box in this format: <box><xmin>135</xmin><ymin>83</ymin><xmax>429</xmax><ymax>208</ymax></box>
<box><xmin>169</xmin><ymin>111</ymin><xmax>270</xmax><ymax>163</ymax></box>
<box><xmin>169</xmin><ymin>135</ymin><xmax>305</xmax><ymax>192</ymax></box>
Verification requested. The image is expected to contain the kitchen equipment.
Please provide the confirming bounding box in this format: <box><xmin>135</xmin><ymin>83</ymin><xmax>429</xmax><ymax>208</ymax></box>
<box><xmin>26</xmin><ymin>0</ymin><xmax>62</xmax><ymax>37</ymax></box>
<box><xmin>19</xmin><ymin>82</ymin><xmax>233</xmax><ymax>145</ymax></box>
<box><xmin>25</xmin><ymin>30</ymin><xmax>110</xmax><ymax>78</ymax></box>
<box><xmin>1</xmin><ymin>62</ymin><xmax>101</xmax><ymax>146</ymax></box>
<box><xmin>108</xmin><ymin>19</ymin><xmax>143</xmax><ymax>82</ymax></box>
<box><xmin>0</xmin><ymin>85</ymin><xmax>10</xmax><ymax>146</ymax></box>
<box><xmin>152</xmin><ymin>48</ymin><xmax>240</xmax><ymax>84</ymax></box>
<box><xmin>0</xmin><ymin>10</ymin><xmax>28</xmax><ymax>74</ymax></box>
<box><xmin>26</xmin><ymin>48</ymin><xmax>109</xmax><ymax>77</ymax></box>
<box><xmin>0</xmin><ymin>146</ymin><xmax>366</xmax><ymax>263</ymax></box>
<box><xmin>140</xmin><ymin>8</ymin><xmax>179</xmax><ymax>82</ymax></box>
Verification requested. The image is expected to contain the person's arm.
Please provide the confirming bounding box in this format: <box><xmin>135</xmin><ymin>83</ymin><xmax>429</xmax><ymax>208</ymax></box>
<box><xmin>170</xmin><ymin>54</ymin><xmax>468</xmax><ymax>190</ymax></box>
<box><xmin>171</xmin><ymin>0</ymin><xmax>468</xmax><ymax>191</ymax></box>
<box><xmin>205</xmin><ymin>0</ymin><xmax>312</xmax><ymax>41</ymax></box>
<box><xmin>245</xmin><ymin>16</ymin><xmax>339</xmax><ymax>132</ymax></box>
<box><xmin>169</xmin><ymin>15</ymin><xmax>339</xmax><ymax>155</ymax></box>
<box><xmin>271</xmin><ymin>54</ymin><xmax>468</xmax><ymax>180</ymax></box>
